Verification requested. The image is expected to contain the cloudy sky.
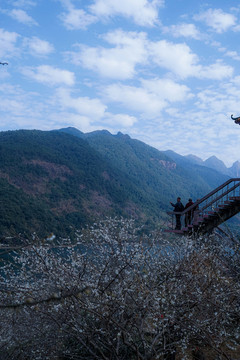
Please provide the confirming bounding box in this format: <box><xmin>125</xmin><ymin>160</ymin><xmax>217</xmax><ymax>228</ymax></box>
<box><xmin>1</xmin><ymin>0</ymin><xmax>240</xmax><ymax>166</ymax></box>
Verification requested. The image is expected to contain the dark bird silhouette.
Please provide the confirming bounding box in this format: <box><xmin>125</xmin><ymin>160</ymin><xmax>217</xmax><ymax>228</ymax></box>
<box><xmin>0</xmin><ymin>62</ymin><xmax>8</xmax><ymax>65</ymax></box>
<box><xmin>231</xmin><ymin>114</ymin><xmax>240</xmax><ymax>125</ymax></box>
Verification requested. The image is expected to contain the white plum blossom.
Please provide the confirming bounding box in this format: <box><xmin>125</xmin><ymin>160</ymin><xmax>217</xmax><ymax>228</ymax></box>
<box><xmin>0</xmin><ymin>218</ymin><xmax>239</xmax><ymax>359</ymax></box>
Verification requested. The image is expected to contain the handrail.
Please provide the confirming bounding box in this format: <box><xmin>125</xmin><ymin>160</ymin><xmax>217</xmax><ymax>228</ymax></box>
<box><xmin>182</xmin><ymin>178</ymin><xmax>240</xmax><ymax>215</ymax></box>
<box><xmin>168</xmin><ymin>178</ymin><xmax>240</xmax><ymax>216</ymax></box>
<box><xmin>201</xmin><ymin>182</ymin><xmax>240</xmax><ymax>212</ymax></box>
<box><xmin>167</xmin><ymin>178</ymin><xmax>240</xmax><ymax>231</ymax></box>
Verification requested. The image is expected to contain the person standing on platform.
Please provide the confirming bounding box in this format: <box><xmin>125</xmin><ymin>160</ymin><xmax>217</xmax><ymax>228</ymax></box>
<box><xmin>184</xmin><ymin>198</ymin><xmax>194</xmax><ymax>226</ymax></box>
<box><xmin>170</xmin><ymin>197</ymin><xmax>184</xmax><ymax>230</ymax></box>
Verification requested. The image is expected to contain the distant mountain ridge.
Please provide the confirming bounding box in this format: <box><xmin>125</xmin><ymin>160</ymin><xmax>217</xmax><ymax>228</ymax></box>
<box><xmin>59</xmin><ymin>127</ymin><xmax>230</xmax><ymax>202</ymax></box>
<box><xmin>164</xmin><ymin>150</ymin><xmax>240</xmax><ymax>178</ymax></box>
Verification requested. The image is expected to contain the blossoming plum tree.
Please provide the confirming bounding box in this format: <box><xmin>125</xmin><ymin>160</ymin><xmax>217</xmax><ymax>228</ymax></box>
<box><xmin>0</xmin><ymin>218</ymin><xmax>239</xmax><ymax>359</ymax></box>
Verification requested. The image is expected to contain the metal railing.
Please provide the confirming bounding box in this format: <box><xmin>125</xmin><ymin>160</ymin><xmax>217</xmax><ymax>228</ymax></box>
<box><xmin>167</xmin><ymin>178</ymin><xmax>240</xmax><ymax>230</ymax></box>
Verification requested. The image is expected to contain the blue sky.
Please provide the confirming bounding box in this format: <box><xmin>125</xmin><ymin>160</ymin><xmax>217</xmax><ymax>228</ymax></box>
<box><xmin>1</xmin><ymin>0</ymin><xmax>240</xmax><ymax>166</ymax></box>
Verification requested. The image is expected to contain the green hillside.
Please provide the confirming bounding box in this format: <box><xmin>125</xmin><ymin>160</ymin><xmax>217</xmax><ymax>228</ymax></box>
<box><xmin>0</xmin><ymin>130</ymin><xmax>145</xmax><ymax>237</ymax></box>
<box><xmin>60</xmin><ymin>127</ymin><xmax>229</xmax><ymax>206</ymax></box>
<box><xmin>0</xmin><ymin>128</ymin><xmax>230</xmax><ymax>238</ymax></box>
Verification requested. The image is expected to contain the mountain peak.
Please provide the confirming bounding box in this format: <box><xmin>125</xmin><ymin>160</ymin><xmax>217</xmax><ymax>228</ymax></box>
<box><xmin>116</xmin><ymin>132</ymin><xmax>130</xmax><ymax>139</ymax></box>
<box><xmin>58</xmin><ymin>127</ymin><xmax>83</xmax><ymax>137</ymax></box>
<box><xmin>232</xmin><ymin>160</ymin><xmax>240</xmax><ymax>165</ymax></box>
<box><xmin>206</xmin><ymin>155</ymin><xmax>221</xmax><ymax>161</ymax></box>
<box><xmin>204</xmin><ymin>156</ymin><xmax>228</xmax><ymax>175</ymax></box>
<box><xmin>229</xmin><ymin>160</ymin><xmax>240</xmax><ymax>177</ymax></box>
<box><xmin>185</xmin><ymin>154</ymin><xmax>203</xmax><ymax>165</ymax></box>
<box><xmin>86</xmin><ymin>130</ymin><xmax>112</xmax><ymax>137</ymax></box>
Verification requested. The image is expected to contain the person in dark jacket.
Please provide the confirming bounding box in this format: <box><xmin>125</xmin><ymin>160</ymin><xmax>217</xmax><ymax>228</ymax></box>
<box><xmin>184</xmin><ymin>198</ymin><xmax>194</xmax><ymax>226</ymax></box>
<box><xmin>170</xmin><ymin>197</ymin><xmax>184</xmax><ymax>230</ymax></box>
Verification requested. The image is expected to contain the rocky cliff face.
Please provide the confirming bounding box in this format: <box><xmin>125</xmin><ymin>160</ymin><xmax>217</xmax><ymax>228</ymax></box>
<box><xmin>159</xmin><ymin>160</ymin><xmax>176</xmax><ymax>170</ymax></box>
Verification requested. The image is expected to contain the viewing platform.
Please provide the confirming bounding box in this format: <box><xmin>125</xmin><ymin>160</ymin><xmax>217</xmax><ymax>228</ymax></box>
<box><xmin>165</xmin><ymin>178</ymin><xmax>240</xmax><ymax>236</ymax></box>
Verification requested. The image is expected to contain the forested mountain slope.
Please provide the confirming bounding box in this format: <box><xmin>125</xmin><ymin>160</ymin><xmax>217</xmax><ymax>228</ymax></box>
<box><xmin>59</xmin><ymin>128</ymin><xmax>229</xmax><ymax>206</ymax></box>
<box><xmin>0</xmin><ymin>130</ymin><xmax>143</xmax><ymax>237</ymax></box>
<box><xmin>0</xmin><ymin>128</ymin><xmax>229</xmax><ymax>237</ymax></box>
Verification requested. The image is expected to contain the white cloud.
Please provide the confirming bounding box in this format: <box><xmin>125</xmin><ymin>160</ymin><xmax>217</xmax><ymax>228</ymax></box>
<box><xmin>232</xmin><ymin>76</ymin><xmax>240</xmax><ymax>87</ymax></box>
<box><xmin>104</xmin><ymin>83</ymin><xmax>166</xmax><ymax>117</ymax></box>
<box><xmin>0</xmin><ymin>28</ymin><xmax>19</xmax><ymax>58</ymax></box>
<box><xmin>67</xmin><ymin>30</ymin><xmax>234</xmax><ymax>82</ymax></box>
<box><xmin>103</xmin><ymin>78</ymin><xmax>192</xmax><ymax>119</ymax></box>
<box><xmin>89</xmin><ymin>0</ymin><xmax>163</xmax><ymax>26</ymax></box>
<box><xmin>24</xmin><ymin>36</ymin><xmax>54</xmax><ymax>56</ymax></box>
<box><xmin>22</xmin><ymin>65</ymin><xmax>75</xmax><ymax>86</ymax></box>
<box><xmin>104</xmin><ymin>113</ymin><xmax>137</xmax><ymax>127</ymax></box>
<box><xmin>0</xmin><ymin>83</ymin><xmax>48</xmax><ymax>129</ymax></box>
<box><xmin>163</xmin><ymin>23</ymin><xmax>201</xmax><ymax>39</ymax></box>
<box><xmin>12</xmin><ymin>0</ymin><xmax>36</xmax><ymax>7</ymax></box>
<box><xmin>233</xmin><ymin>24</ymin><xmax>240</xmax><ymax>32</ymax></box>
<box><xmin>67</xmin><ymin>30</ymin><xmax>147</xmax><ymax>79</ymax></box>
<box><xmin>149</xmin><ymin>40</ymin><xmax>200</xmax><ymax>78</ymax></box>
<box><xmin>60</xmin><ymin>8</ymin><xmax>96</xmax><ymax>30</ymax></box>
<box><xmin>195</xmin><ymin>79</ymin><xmax>240</xmax><ymax>114</ymax></box>
<box><xmin>55</xmin><ymin>88</ymin><xmax>107</xmax><ymax>120</ymax></box>
<box><xmin>137</xmin><ymin>106</ymin><xmax>239</xmax><ymax>166</ymax></box>
<box><xmin>194</xmin><ymin>9</ymin><xmax>236</xmax><ymax>33</ymax></box>
<box><xmin>141</xmin><ymin>78</ymin><xmax>192</xmax><ymax>102</ymax></box>
<box><xmin>9</xmin><ymin>8</ymin><xmax>38</xmax><ymax>26</ymax></box>
<box><xmin>225</xmin><ymin>50</ymin><xmax>240</xmax><ymax>61</ymax></box>
<box><xmin>149</xmin><ymin>40</ymin><xmax>233</xmax><ymax>80</ymax></box>
<box><xmin>51</xmin><ymin>112</ymin><xmax>92</xmax><ymax>132</ymax></box>
<box><xmin>0</xmin><ymin>96</ymin><xmax>26</xmax><ymax>115</ymax></box>
<box><xmin>198</xmin><ymin>61</ymin><xmax>233</xmax><ymax>80</ymax></box>
<box><xmin>0</xmin><ymin>83</ymin><xmax>96</xmax><ymax>132</ymax></box>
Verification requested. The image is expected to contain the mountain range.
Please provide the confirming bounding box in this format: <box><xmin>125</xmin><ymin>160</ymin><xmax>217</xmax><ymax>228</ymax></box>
<box><xmin>0</xmin><ymin>127</ymin><xmax>237</xmax><ymax>238</ymax></box>
<box><xmin>164</xmin><ymin>151</ymin><xmax>240</xmax><ymax>178</ymax></box>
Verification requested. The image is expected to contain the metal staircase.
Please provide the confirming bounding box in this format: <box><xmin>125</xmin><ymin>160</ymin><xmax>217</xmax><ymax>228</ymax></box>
<box><xmin>165</xmin><ymin>178</ymin><xmax>240</xmax><ymax>235</ymax></box>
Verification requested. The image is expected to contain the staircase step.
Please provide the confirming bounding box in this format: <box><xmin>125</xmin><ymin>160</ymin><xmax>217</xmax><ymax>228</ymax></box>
<box><xmin>229</xmin><ymin>196</ymin><xmax>240</xmax><ymax>201</ymax></box>
<box><xmin>207</xmin><ymin>211</ymin><xmax>218</xmax><ymax>216</ymax></box>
